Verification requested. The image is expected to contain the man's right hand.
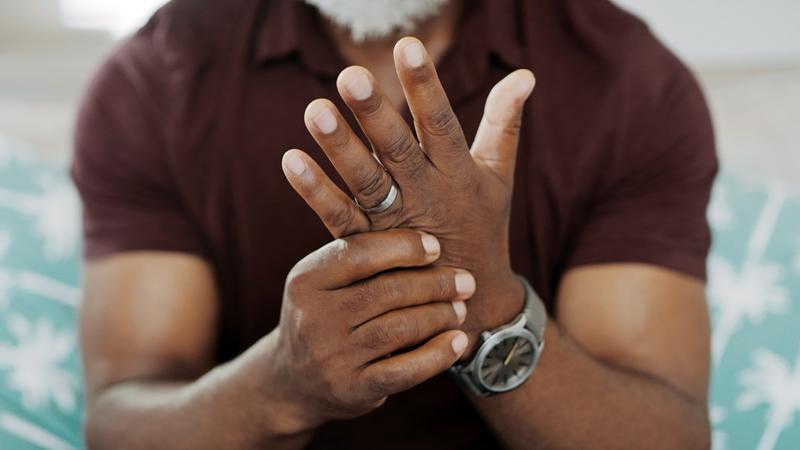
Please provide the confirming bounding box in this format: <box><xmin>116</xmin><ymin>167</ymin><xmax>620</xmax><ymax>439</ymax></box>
<box><xmin>80</xmin><ymin>228</ymin><xmax>472</xmax><ymax>448</ymax></box>
<box><xmin>258</xmin><ymin>228</ymin><xmax>474</xmax><ymax>434</ymax></box>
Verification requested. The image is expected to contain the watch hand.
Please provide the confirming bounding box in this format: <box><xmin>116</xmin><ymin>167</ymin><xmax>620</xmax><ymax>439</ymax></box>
<box><xmin>504</xmin><ymin>340</ymin><xmax>521</xmax><ymax>366</ymax></box>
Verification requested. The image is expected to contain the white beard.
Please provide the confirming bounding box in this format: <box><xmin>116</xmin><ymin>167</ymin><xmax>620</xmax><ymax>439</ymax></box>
<box><xmin>302</xmin><ymin>0</ymin><xmax>449</xmax><ymax>43</ymax></box>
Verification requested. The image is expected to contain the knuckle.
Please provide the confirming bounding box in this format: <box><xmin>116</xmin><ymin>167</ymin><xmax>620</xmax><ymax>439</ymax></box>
<box><xmin>293</xmin><ymin>313</ymin><xmax>316</xmax><ymax>344</ymax></box>
<box><xmin>285</xmin><ymin>265</ymin><xmax>310</xmax><ymax>298</ymax></box>
<box><xmin>342</xmin><ymin>237</ymin><xmax>372</xmax><ymax>273</ymax></box>
<box><xmin>406</xmin><ymin>64</ymin><xmax>432</xmax><ymax>85</ymax></box>
<box><xmin>355</xmin><ymin>165</ymin><xmax>389</xmax><ymax>199</ymax></box>
<box><xmin>383</xmin><ymin>132</ymin><xmax>423</xmax><ymax>168</ymax></box>
<box><xmin>341</xmin><ymin>285</ymin><xmax>371</xmax><ymax>314</ymax></box>
<box><xmin>324</xmin><ymin>204</ymin><xmax>356</xmax><ymax>233</ymax></box>
<box><xmin>423</xmin><ymin>107</ymin><xmax>460</xmax><ymax>137</ymax></box>
<box><xmin>374</xmin><ymin>274</ymin><xmax>402</xmax><ymax>302</ymax></box>
<box><xmin>398</xmin><ymin>232</ymin><xmax>427</xmax><ymax>263</ymax></box>
<box><xmin>363</xmin><ymin>323</ymin><xmax>395</xmax><ymax>350</ymax></box>
<box><xmin>356</xmin><ymin>94</ymin><xmax>384</xmax><ymax>118</ymax></box>
<box><xmin>388</xmin><ymin>313</ymin><xmax>421</xmax><ymax>346</ymax></box>
<box><xmin>365</xmin><ymin>371</ymin><xmax>397</xmax><ymax>396</ymax></box>
<box><xmin>328</xmin><ymin>125</ymin><xmax>353</xmax><ymax>150</ymax></box>
<box><xmin>331</xmin><ymin>236</ymin><xmax>356</xmax><ymax>262</ymax></box>
<box><xmin>434</xmin><ymin>271</ymin><xmax>454</xmax><ymax>300</ymax></box>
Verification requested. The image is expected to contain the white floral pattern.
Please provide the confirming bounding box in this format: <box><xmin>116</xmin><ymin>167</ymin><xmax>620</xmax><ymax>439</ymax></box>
<box><xmin>0</xmin><ymin>137</ymin><xmax>84</xmax><ymax>449</ymax></box>
<box><xmin>0</xmin><ymin>175</ymin><xmax>80</xmax><ymax>262</ymax></box>
<box><xmin>707</xmin><ymin>174</ymin><xmax>800</xmax><ymax>450</ymax></box>
<box><xmin>737</xmin><ymin>348</ymin><xmax>800</xmax><ymax>450</ymax></box>
<box><xmin>0</xmin><ymin>313</ymin><xmax>77</xmax><ymax>413</ymax></box>
<box><xmin>708</xmin><ymin>256</ymin><xmax>789</xmax><ymax>364</ymax></box>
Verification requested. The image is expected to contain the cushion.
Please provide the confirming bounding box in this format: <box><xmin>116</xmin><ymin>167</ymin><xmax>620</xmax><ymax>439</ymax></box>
<box><xmin>708</xmin><ymin>172</ymin><xmax>800</xmax><ymax>450</ymax></box>
<box><xmin>0</xmin><ymin>134</ymin><xmax>84</xmax><ymax>450</ymax></box>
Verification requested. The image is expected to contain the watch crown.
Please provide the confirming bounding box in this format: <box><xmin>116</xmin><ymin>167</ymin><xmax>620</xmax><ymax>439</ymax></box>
<box><xmin>481</xmin><ymin>331</ymin><xmax>492</xmax><ymax>340</ymax></box>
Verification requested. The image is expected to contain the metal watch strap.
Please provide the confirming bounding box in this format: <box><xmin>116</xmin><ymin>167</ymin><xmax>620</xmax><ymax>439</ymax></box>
<box><xmin>519</xmin><ymin>275</ymin><xmax>546</xmax><ymax>344</ymax></box>
<box><xmin>450</xmin><ymin>274</ymin><xmax>546</xmax><ymax>396</ymax></box>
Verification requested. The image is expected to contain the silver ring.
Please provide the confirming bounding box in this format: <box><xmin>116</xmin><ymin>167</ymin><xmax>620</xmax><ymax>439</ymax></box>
<box><xmin>355</xmin><ymin>182</ymin><xmax>399</xmax><ymax>214</ymax></box>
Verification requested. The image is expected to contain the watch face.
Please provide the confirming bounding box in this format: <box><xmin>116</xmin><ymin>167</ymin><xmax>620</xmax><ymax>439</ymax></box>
<box><xmin>477</xmin><ymin>334</ymin><xmax>537</xmax><ymax>392</ymax></box>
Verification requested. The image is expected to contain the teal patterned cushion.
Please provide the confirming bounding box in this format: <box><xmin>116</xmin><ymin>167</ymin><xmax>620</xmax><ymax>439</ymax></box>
<box><xmin>0</xmin><ymin>136</ymin><xmax>84</xmax><ymax>450</ymax></box>
<box><xmin>708</xmin><ymin>173</ymin><xmax>800</xmax><ymax>450</ymax></box>
<box><xmin>0</xmin><ymin>133</ymin><xmax>798</xmax><ymax>449</ymax></box>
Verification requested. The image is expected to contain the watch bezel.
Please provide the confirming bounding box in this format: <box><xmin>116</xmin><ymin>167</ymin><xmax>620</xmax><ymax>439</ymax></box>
<box><xmin>472</xmin><ymin>317</ymin><xmax>540</xmax><ymax>394</ymax></box>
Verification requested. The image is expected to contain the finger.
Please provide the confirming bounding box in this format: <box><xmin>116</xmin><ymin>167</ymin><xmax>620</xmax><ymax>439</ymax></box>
<box><xmin>393</xmin><ymin>37</ymin><xmax>471</xmax><ymax>170</ymax></box>
<box><xmin>343</xmin><ymin>267</ymin><xmax>476</xmax><ymax>327</ymax></box>
<box><xmin>281</xmin><ymin>149</ymin><xmax>370</xmax><ymax>238</ymax></box>
<box><xmin>303</xmin><ymin>99</ymin><xmax>402</xmax><ymax>214</ymax></box>
<box><xmin>471</xmin><ymin>69</ymin><xmax>536</xmax><ymax>186</ymax></box>
<box><xmin>336</xmin><ymin>66</ymin><xmax>431</xmax><ymax>184</ymax></box>
<box><xmin>353</xmin><ymin>300</ymin><xmax>468</xmax><ymax>361</ymax></box>
<box><xmin>295</xmin><ymin>229</ymin><xmax>441</xmax><ymax>289</ymax></box>
<box><xmin>358</xmin><ymin>330</ymin><xmax>468</xmax><ymax>400</ymax></box>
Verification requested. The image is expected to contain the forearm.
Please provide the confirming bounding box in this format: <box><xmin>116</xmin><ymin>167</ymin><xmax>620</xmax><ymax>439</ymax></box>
<box><xmin>85</xmin><ymin>335</ymin><xmax>313</xmax><ymax>450</ymax></box>
<box><xmin>469</xmin><ymin>323</ymin><xmax>710</xmax><ymax>450</ymax></box>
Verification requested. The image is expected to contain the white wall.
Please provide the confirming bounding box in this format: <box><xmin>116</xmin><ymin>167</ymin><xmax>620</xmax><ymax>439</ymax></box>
<box><xmin>613</xmin><ymin>0</ymin><xmax>800</xmax><ymax>67</ymax></box>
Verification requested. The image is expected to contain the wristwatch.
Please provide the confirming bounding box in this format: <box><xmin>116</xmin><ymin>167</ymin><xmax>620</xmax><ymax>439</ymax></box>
<box><xmin>450</xmin><ymin>275</ymin><xmax>547</xmax><ymax>397</ymax></box>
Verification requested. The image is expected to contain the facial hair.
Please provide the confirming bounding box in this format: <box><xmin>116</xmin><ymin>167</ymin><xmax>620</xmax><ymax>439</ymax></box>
<box><xmin>302</xmin><ymin>0</ymin><xmax>449</xmax><ymax>43</ymax></box>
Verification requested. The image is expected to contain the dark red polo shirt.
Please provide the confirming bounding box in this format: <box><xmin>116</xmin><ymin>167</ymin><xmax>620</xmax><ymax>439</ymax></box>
<box><xmin>71</xmin><ymin>0</ymin><xmax>717</xmax><ymax>448</ymax></box>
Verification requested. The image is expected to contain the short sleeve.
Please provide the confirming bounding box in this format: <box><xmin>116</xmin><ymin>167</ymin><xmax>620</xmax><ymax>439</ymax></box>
<box><xmin>565</xmin><ymin>30</ymin><xmax>718</xmax><ymax>280</ymax></box>
<box><xmin>71</xmin><ymin>25</ymin><xmax>206</xmax><ymax>259</ymax></box>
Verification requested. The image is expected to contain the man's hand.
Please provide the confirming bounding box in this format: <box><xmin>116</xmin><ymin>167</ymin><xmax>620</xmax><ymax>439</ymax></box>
<box><xmin>82</xmin><ymin>230</ymin><xmax>475</xmax><ymax>449</ymax></box>
<box><xmin>281</xmin><ymin>37</ymin><xmax>535</xmax><ymax>349</ymax></box>
<box><xmin>260</xmin><ymin>229</ymin><xmax>474</xmax><ymax>433</ymax></box>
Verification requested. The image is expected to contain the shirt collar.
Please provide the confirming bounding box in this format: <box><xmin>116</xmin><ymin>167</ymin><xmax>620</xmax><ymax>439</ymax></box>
<box><xmin>252</xmin><ymin>0</ymin><xmax>524</xmax><ymax>83</ymax></box>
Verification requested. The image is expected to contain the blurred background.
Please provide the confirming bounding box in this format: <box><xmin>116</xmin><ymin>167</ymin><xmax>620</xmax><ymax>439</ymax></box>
<box><xmin>0</xmin><ymin>1</ymin><xmax>798</xmax><ymax>449</ymax></box>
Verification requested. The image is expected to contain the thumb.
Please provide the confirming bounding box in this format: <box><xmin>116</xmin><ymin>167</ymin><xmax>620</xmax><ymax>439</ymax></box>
<box><xmin>470</xmin><ymin>69</ymin><xmax>535</xmax><ymax>185</ymax></box>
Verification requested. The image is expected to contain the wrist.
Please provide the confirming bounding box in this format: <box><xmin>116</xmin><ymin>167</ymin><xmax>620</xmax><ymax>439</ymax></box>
<box><xmin>461</xmin><ymin>271</ymin><xmax>525</xmax><ymax>358</ymax></box>
<box><xmin>238</xmin><ymin>330</ymin><xmax>320</xmax><ymax>437</ymax></box>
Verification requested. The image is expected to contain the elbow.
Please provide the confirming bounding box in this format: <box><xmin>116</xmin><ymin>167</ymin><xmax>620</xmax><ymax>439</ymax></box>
<box><xmin>83</xmin><ymin>400</ymin><xmax>112</xmax><ymax>450</ymax></box>
<box><xmin>683</xmin><ymin>405</ymin><xmax>711</xmax><ymax>450</ymax></box>
<box><xmin>694</xmin><ymin>415</ymin><xmax>712</xmax><ymax>450</ymax></box>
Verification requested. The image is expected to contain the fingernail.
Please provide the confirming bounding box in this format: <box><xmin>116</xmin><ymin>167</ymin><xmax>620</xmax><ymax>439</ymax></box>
<box><xmin>311</xmin><ymin>106</ymin><xmax>337</xmax><ymax>134</ymax></box>
<box><xmin>452</xmin><ymin>301</ymin><xmax>467</xmax><ymax>324</ymax></box>
<box><xmin>451</xmin><ymin>332</ymin><xmax>468</xmax><ymax>355</ymax></box>
<box><xmin>403</xmin><ymin>41</ymin><xmax>424</xmax><ymax>68</ymax></box>
<box><xmin>420</xmin><ymin>233</ymin><xmax>440</xmax><ymax>257</ymax></box>
<box><xmin>454</xmin><ymin>272</ymin><xmax>476</xmax><ymax>298</ymax></box>
<box><xmin>516</xmin><ymin>70</ymin><xmax>536</xmax><ymax>98</ymax></box>
<box><xmin>342</xmin><ymin>70</ymin><xmax>372</xmax><ymax>100</ymax></box>
<box><xmin>285</xmin><ymin>152</ymin><xmax>306</xmax><ymax>176</ymax></box>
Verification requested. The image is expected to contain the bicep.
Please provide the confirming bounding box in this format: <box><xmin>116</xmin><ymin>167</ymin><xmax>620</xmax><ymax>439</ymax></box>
<box><xmin>81</xmin><ymin>251</ymin><xmax>219</xmax><ymax>396</ymax></box>
<box><xmin>555</xmin><ymin>263</ymin><xmax>710</xmax><ymax>404</ymax></box>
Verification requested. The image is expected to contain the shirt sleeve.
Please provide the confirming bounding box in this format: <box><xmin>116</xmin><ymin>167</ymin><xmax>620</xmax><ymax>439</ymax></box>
<box><xmin>565</xmin><ymin>30</ymin><xmax>718</xmax><ymax>280</ymax></box>
<box><xmin>71</xmin><ymin>23</ymin><xmax>207</xmax><ymax>259</ymax></box>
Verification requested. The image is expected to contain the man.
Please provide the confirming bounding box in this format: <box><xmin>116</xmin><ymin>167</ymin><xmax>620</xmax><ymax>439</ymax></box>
<box><xmin>72</xmin><ymin>0</ymin><xmax>717</xmax><ymax>448</ymax></box>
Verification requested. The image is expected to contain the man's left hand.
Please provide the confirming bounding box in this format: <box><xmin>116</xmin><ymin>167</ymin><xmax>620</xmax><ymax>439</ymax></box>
<box><xmin>281</xmin><ymin>37</ymin><xmax>535</xmax><ymax>353</ymax></box>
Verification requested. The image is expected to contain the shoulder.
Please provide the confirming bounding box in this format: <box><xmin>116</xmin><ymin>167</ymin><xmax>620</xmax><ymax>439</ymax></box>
<box><xmin>96</xmin><ymin>0</ymin><xmax>256</xmax><ymax>84</ymax></box>
<box><xmin>527</xmin><ymin>0</ymin><xmax>691</xmax><ymax>88</ymax></box>
<box><xmin>520</xmin><ymin>0</ymin><xmax>716</xmax><ymax>190</ymax></box>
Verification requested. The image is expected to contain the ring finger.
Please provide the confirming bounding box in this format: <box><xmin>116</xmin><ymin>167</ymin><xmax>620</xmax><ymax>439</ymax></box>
<box><xmin>304</xmin><ymin>98</ymin><xmax>401</xmax><ymax>215</ymax></box>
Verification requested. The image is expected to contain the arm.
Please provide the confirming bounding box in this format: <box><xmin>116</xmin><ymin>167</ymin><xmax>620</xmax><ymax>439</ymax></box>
<box><xmin>468</xmin><ymin>264</ymin><xmax>710</xmax><ymax>449</ymax></box>
<box><xmin>80</xmin><ymin>252</ymin><xmax>312</xmax><ymax>449</ymax></box>
<box><xmin>81</xmin><ymin>230</ymin><xmax>473</xmax><ymax>449</ymax></box>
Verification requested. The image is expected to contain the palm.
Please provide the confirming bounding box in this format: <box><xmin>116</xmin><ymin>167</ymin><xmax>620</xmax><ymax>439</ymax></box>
<box><xmin>282</xmin><ymin>37</ymin><xmax>535</xmax><ymax>335</ymax></box>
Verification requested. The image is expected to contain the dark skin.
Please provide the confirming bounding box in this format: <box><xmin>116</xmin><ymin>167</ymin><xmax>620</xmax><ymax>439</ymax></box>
<box><xmin>81</xmin><ymin>5</ymin><xmax>711</xmax><ymax>450</ymax></box>
<box><xmin>83</xmin><ymin>231</ymin><xmax>474</xmax><ymax>448</ymax></box>
<box><xmin>283</xmin><ymin>36</ymin><xmax>711</xmax><ymax>449</ymax></box>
